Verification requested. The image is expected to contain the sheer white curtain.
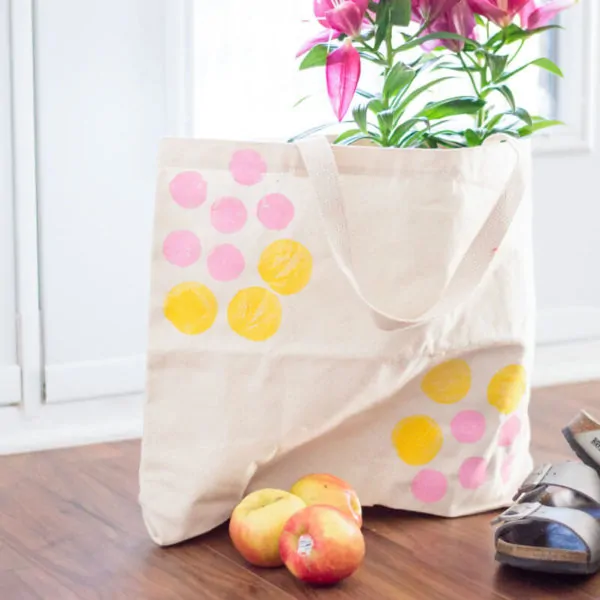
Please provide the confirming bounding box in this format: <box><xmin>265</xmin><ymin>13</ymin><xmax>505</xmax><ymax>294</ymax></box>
<box><xmin>192</xmin><ymin>0</ymin><xmax>554</xmax><ymax>142</ymax></box>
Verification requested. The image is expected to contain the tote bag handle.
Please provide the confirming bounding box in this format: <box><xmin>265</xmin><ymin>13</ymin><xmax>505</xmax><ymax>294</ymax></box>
<box><xmin>296</xmin><ymin>134</ymin><xmax>526</xmax><ymax>331</ymax></box>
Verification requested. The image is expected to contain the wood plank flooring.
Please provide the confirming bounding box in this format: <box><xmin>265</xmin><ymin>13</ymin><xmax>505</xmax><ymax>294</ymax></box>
<box><xmin>1</xmin><ymin>381</ymin><xmax>599</xmax><ymax>599</ymax></box>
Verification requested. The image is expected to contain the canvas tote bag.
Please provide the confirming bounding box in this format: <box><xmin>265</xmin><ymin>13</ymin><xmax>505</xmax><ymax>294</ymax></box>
<box><xmin>139</xmin><ymin>134</ymin><xmax>535</xmax><ymax>546</ymax></box>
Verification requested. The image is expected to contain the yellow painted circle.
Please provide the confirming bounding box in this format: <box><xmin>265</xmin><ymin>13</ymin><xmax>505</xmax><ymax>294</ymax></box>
<box><xmin>164</xmin><ymin>282</ymin><xmax>218</xmax><ymax>335</ymax></box>
<box><xmin>258</xmin><ymin>239</ymin><xmax>312</xmax><ymax>296</ymax></box>
<box><xmin>421</xmin><ymin>359</ymin><xmax>471</xmax><ymax>404</ymax></box>
<box><xmin>488</xmin><ymin>364</ymin><xmax>527</xmax><ymax>415</ymax></box>
<box><xmin>392</xmin><ymin>415</ymin><xmax>443</xmax><ymax>466</ymax></box>
<box><xmin>228</xmin><ymin>286</ymin><xmax>282</xmax><ymax>342</ymax></box>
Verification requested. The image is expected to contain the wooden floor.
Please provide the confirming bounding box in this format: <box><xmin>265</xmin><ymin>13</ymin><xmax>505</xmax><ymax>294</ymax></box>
<box><xmin>1</xmin><ymin>382</ymin><xmax>600</xmax><ymax>599</ymax></box>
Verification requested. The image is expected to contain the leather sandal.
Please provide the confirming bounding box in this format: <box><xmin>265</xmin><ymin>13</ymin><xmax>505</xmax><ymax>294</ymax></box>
<box><xmin>492</xmin><ymin>461</ymin><xmax>600</xmax><ymax>575</ymax></box>
<box><xmin>563</xmin><ymin>410</ymin><xmax>600</xmax><ymax>474</ymax></box>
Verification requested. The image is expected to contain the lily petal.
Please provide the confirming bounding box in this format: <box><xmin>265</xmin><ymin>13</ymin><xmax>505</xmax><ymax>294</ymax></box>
<box><xmin>467</xmin><ymin>0</ymin><xmax>509</xmax><ymax>23</ymax></box>
<box><xmin>314</xmin><ymin>0</ymin><xmax>336</xmax><ymax>26</ymax></box>
<box><xmin>326</xmin><ymin>2</ymin><xmax>364</xmax><ymax>36</ymax></box>
<box><xmin>326</xmin><ymin>40</ymin><xmax>361</xmax><ymax>121</ymax></box>
<box><xmin>296</xmin><ymin>29</ymin><xmax>339</xmax><ymax>58</ymax></box>
<box><xmin>526</xmin><ymin>0</ymin><xmax>578</xmax><ymax>28</ymax></box>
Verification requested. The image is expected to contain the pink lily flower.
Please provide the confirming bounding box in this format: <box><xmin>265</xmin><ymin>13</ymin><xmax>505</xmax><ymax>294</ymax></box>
<box><xmin>414</xmin><ymin>0</ymin><xmax>476</xmax><ymax>51</ymax></box>
<box><xmin>326</xmin><ymin>39</ymin><xmax>361</xmax><ymax>121</ymax></box>
<box><xmin>467</xmin><ymin>0</ymin><xmax>530</xmax><ymax>26</ymax></box>
<box><xmin>519</xmin><ymin>0</ymin><xmax>578</xmax><ymax>29</ymax></box>
<box><xmin>297</xmin><ymin>0</ymin><xmax>369</xmax><ymax>57</ymax></box>
<box><xmin>412</xmin><ymin>0</ymin><xmax>463</xmax><ymax>23</ymax></box>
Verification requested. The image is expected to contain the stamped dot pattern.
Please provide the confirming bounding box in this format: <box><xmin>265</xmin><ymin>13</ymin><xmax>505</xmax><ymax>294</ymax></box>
<box><xmin>391</xmin><ymin>358</ymin><xmax>528</xmax><ymax>504</ymax></box>
<box><xmin>163</xmin><ymin>149</ymin><xmax>312</xmax><ymax>342</ymax></box>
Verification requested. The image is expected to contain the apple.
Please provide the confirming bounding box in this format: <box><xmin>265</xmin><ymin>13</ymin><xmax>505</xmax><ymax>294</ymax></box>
<box><xmin>279</xmin><ymin>505</ymin><xmax>366</xmax><ymax>586</ymax></box>
<box><xmin>228</xmin><ymin>488</ymin><xmax>306</xmax><ymax>567</ymax></box>
<box><xmin>290</xmin><ymin>473</ymin><xmax>363</xmax><ymax>527</ymax></box>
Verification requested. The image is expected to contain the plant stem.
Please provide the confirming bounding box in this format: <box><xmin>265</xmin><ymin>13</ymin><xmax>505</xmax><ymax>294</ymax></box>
<box><xmin>458</xmin><ymin>52</ymin><xmax>484</xmax><ymax>128</ymax></box>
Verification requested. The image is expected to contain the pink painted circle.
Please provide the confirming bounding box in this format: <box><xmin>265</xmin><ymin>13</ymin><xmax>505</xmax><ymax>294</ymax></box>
<box><xmin>499</xmin><ymin>415</ymin><xmax>521</xmax><ymax>447</ymax></box>
<box><xmin>459</xmin><ymin>457</ymin><xmax>488</xmax><ymax>490</ymax></box>
<box><xmin>229</xmin><ymin>150</ymin><xmax>267</xmax><ymax>186</ymax></box>
<box><xmin>211</xmin><ymin>197</ymin><xmax>247</xmax><ymax>234</ymax></box>
<box><xmin>207</xmin><ymin>244</ymin><xmax>245</xmax><ymax>282</ymax></box>
<box><xmin>451</xmin><ymin>410</ymin><xmax>486</xmax><ymax>444</ymax></box>
<box><xmin>257</xmin><ymin>193</ymin><xmax>295</xmax><ymax>230</ymax></box>
<box><xmin>501</xmin><ymin>454</ymin><xmax>515</xmax><ymax>484</ymax></box>
<box><xmin>162</xmin><ymin>231</ymin><xmax>201</xmax><ymax>267</ymax></box>
<box><xmin>169</xmin><ymin>171</ymin><xmax>207</xmax><ymax>209</ymax></box>
<box><xmin>411</xmin><ymin>469</ymin><xmax>448</xmax><ymax>504</ymax></box>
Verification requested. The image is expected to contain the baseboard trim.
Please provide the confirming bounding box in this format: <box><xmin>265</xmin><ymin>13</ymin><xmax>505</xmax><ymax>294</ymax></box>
<box><xmin>1</xmin><ymin>340</ymin><xmax>598</xmax><ymax>455</ymax></box>
<box><xmin>532</xmin><ymin>339</ymin><xmax>600</xmax><ymax>388</ymax></box>
<box><xmin>0</xmin><ymin>393</ymin><xmax>143</xmax><ymax>455</ymax></box>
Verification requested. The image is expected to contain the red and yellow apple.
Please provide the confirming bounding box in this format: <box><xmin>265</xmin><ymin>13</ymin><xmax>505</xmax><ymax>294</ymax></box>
<box><xmin>279</xmin><ymin>505</ymin><xmax>366</xmax><ymax>585</ymax></box>
<box><xmin>228</xmin><ymin>489</ymin><xmax>306</xmax><ymax>567</ymax></box>
<box><xmin>290</xmin><ymin>473</ymin><xmax>363</xmax><ymax>527</ymax></box>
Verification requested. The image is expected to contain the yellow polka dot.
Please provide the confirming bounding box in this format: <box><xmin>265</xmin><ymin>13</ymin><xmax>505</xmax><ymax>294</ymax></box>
<box><xmin>164</xmin><ymin>282</ymin><xmax>218</xmax><ymax>335</ymax></box>
<box><xmin>421</xmin><ymin>359</ymin><xmax>471</xmax><ymax>404</ymax></box>
<box><xmin>258</xmin><ymin>239</ymin><xmax>312</xmax><ymax>296</ymax></box>
<box><xmin>488</xmin><ymin>364</ymin><xmax>527</xmax><ymax>415</ymax></box>
<box><xmin>391</xmin><ymin>415</ymin><xmax>443</xmax><ymax>466</ymax></box>
<box><xmin>228</xmin><ymin>287</ymin><xmax>282</xmax><ymax>342</ymax></box>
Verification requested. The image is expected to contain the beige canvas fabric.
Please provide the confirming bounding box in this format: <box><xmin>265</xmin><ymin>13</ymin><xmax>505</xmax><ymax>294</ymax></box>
<box><xmin>139</xmin><ymin>134</ymin><xmax>535</xmax><ymax>546</ymax></box>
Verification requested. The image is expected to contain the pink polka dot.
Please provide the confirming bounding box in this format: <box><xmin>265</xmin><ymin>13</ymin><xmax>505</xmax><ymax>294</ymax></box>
<box><xmin>501</xmin><ymin>454</ymin><xmax>515</xmax><ymax>484</ymax></box>
<box><xmin>411</xmin><ymin>469</ymin><xmax>448</xmax><ymax>504</ymax></box>
<box><xmin>163</xmin><ymin>231</ymin><xmax>201</xmax><ymax>267</ymax></box>
<box><xmin>257</xmin><ymin>194</ymin><xmax>295</xmax><ymax>230</ymax></box>
<box><xmin>169</xmin><ymin>171</ymin><xmax>207</xmax><ymax>208</ymax></box>
<box><xmin>207</xmin><ymin>244</ymin><xmax>245</xmax><ymax>281</ymax></box>
<box><xmin>211</xmin><ymin>197</ymin><xmax>247</xmax><ymax>234</ymax></box>
<box><xmin>229</xmin><ymin>150</ymin><xmax>267</xmax><ymax>186</ymax></box>
<box><xmin>451</xmin><ymin>410</ymin><xmax>486</xmax><ymax>444</ymax></box>
<box><xmin>459</xmin><ymin>457</ymin><xmax>488</xmax><ymax>490</ymax></box>
<box><xmin>499</xmin><ymin>415</ymin><xmax>521</xmax><ymax>447</ymax></box>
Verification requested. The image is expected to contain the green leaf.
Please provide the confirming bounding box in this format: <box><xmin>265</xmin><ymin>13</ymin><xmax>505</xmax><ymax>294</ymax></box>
<box><xmin>337</xmin><ymin>133</ymin><xmax>376</xmax><ymax>146</ymax></box>
<box><xmin>368</xmin><ymin>97</ymin><xmax>386</xmax><ymax>114</ymax></box>
<box><xmin>483</xmin><ymin>84</ymin><xmax>516</xmax><ymax>111</ymax></box>
<box><xmin>299</xmin><ymin>45</ymin><xmax>328</xmax><ymax>70</ymax></box>
<box><xmin>486</xmin><ymin>24</ymin><xmax>560</xmax><ymax>49</ymax></box>
<box><xmin>512</xmin><ymin>107</ymin><xmax>533</xmax><ymax>126</ymax></box>
<box><xmin>356</xmin><ymin>89</ymin><xmax>376</xmax><ymax>100</ymax></box>
<box><xmin>464</xmin><ymin>129</ymin><xmax>482</xmax><ymax>147</ymax></box>
<box><xmin>518</xmin><ymin>119</ymin><xmax>564</xmax><ymax>136</ymax></box>
<box><xmin>487</xmin><ymin>54</ymin><xmax>508</xmax><ymax>81</ymax></box>
<box><xmin>353</xmin><ymin>104</ymin><xmax>369</xmax><ymax>133</ymax></box>
<box><xmin>389</xmin><ymin>117</ymin><xmax>429</xmax><ymax>146</ymax></box>
<box><xmin>390</xmin><ymin>0</ymin><xmax>411</xmax><ymax>26</ymax></box>
<box><xmin>418</xmin><ymin>97</ymin><xmax>486</xmax><ymax>120</ymax></box>
<box><xmin>374</xmin><ymin>4</ymin><xmax>391</xmax><ymax>51</ymax></box>
<box><xmin>383</xmin><ymin>62</ymin><xmax>415</xmax><ymax>99</ymax></box>
<box><xmin>293</xmin><ymin>95</ymin><xmax>311</xmax><ymax>108</ymax></box>
<box><xmin>398</xmin><ymin>32</ymin><xmax>480</xmax><ymax>52</ymax></box>
<box><xmin>377</xmin><ymin>108</ymin><xmax>395</xmax><ymax>136</ymax></box>
<box><xmin>529</xmin><ymin>57</ymin><xmax>563</xmax><ymax>77</ymax></box>
<box><xmin>392</xmin><ymin>76</ymin><xmax>455</xmax><ymax>113</ymax></box>
<box><xmin>287</xmin><ymin>122</ymin><xmax>336</xmax><ymax>142</ymax></box>
<box><xmin>498</xmin><ymin>57</ymin><xmax>564</xmax><ymax>82</ymax></box>
<box><xmin>334</xmin><ymin>128</ymin><xmax>363</xmax><ymax>143</ymax></box>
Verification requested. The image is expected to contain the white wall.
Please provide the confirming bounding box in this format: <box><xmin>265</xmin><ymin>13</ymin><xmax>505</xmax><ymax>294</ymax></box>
<box><xmin>0</xmin><ymin>0</ymin><xmax>20</xmax><ymax>406</ymax></box>
<box><xmin>33</xmin><ymin>0</ymin><xmax>167</xmax><ymax>402</ymax></box>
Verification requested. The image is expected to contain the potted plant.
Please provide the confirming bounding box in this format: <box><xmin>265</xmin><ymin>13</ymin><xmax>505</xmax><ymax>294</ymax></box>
<box><xmin>294</xmin><ymin>0</ymin><xmax>576</xmax><ymax>147</ymax></box>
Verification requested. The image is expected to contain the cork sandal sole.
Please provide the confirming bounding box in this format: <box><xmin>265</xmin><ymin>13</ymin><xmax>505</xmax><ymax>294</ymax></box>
<box><xmin>496</xmin><ymin>539</ymin><xmax>600</xmax><ymax>575</ymax></box>
<box><xmin>562</xmin><ymin>411</ymin><xmax>600</xmax><ymax>475</ymax></box>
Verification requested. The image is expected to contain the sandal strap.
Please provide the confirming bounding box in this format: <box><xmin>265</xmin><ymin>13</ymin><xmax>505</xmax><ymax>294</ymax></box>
<box><xmin>514</xmin><ymin>462</ymin><xmax>600</xmax><ymax>504</ymax></box>
<box><xmin>493</xmin><ymin>502</ymin><xmax>600</xmax><ymax>563</ymax></box>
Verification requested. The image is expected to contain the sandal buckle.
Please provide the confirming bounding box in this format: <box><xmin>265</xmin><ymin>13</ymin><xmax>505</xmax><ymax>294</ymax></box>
<box><xmin>512</xmin><ymin>463</ymin><xmax>552</xmax><ymax>501</ymax></box>
<box><xmin>491</xmin><ymin>501</ymin><xmax>541</xmax><ymax>526</ymax></box>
